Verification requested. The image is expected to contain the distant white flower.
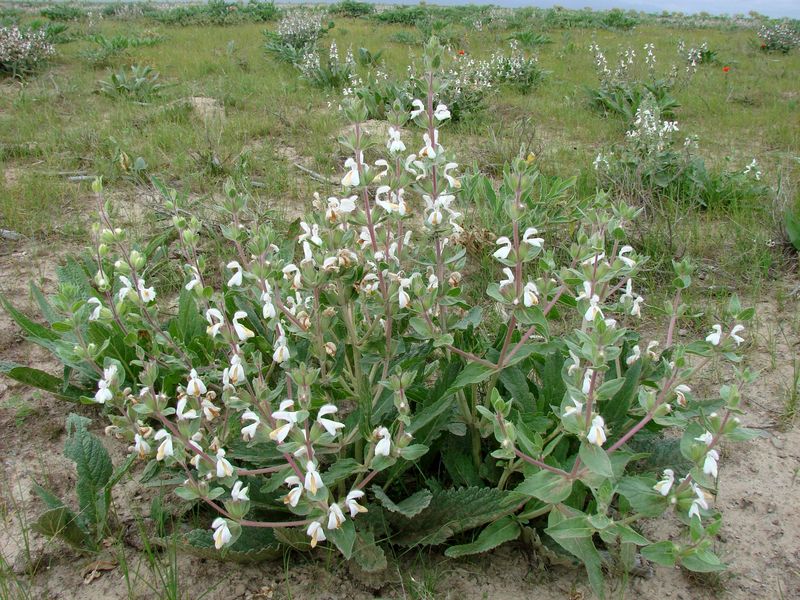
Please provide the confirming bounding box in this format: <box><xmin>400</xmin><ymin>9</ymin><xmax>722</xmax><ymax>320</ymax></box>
<box><xmin>212</xmin><ymin>517</ymin><xmax>232</xmax><ymax>549</ymax></box>
<box><xmin>443</xmin><ymin>162</ymin><xmax>460</xmax><ymax>189</ymax></box>
<box><xmin>154</xmin><ymin>429</ymin><xmax>173</xmax><ymax>461</ymax></box>
<box><xmin>631</xmin><ymin>295</ymin><xmax>644</xmax><ymax>317</ymax></box>
<box><xmin>342</xmin><ymin>157</ymin><xmax>360</xmax><ymax>187</ymax></box>
<box><xmin>307</xmin><ymin>520</ymin><xmax>326</xmax><ymax>548</ymax></box>
<box><xmin>282</xmin><ymin>264</ymin><xmax>301</xmax><ymax>289</ymax></box>
<box><xmin>688</xmin><ymin>483</ymin><xmax>709</xmax><ymax>519</ymax></box>
<box><xmin>345</xmin><ymin>490</ymin><xmax>367</xmax><ymax>517</ymax></box>
<box><xmin>493</xmin><ymin>236</ymin><xmax>512</xmax><ymax>260</ymax></box>
<box><xmin>374</xmin><ymin>426</ymin><xmax>392</xmax><ymax>457</ymax></box>
<box><xmin>326</xmin><ymin>195</ymin><xmax>357</xmax><ymax>223</ymax></box>
<box><xmin>241</xmin><ymin>410</ymin><xmax>260</xmax><ymax>441</ymax></box>
<box><xmin>653</xmin><ymin>468</ymin><xmax>674</xmax><ymax>496</ymax></box>
<box><xmin>522</xmin><ymin>227</ymin><xmax>544</xmax><ymax>248</ymax></box>
<box><xmin>695</xmin><ymin>431</ymin><xmax>714</xmax><ymax>446</ymax></box>
<box><xmin>410</xmin><ymin>98</ymin><xmax>425</xmax><ymax>119</ymax></box>
<box><xmin>563</xmin><ymin>397</ymin><xmax>583</xmax><ymax>418</ymax></box>
<box><xmin>675</xmin><ymin>384</ymin><xmax>690</xmax><ymax>407</ymax></box>
<box><xmin>299</xmin><ymin>221</ymin><xmax>323</xmax><ymax>246</ymax></box>
<box><xmin>304</xmin><ymin>461</ymin><xmax>324</xmax><ymax>495</ymax></box>
<box><xmin>270</xmin><ymin>399</ymin><xmax>299</xmax><ymax>442</ymax></box>
<box><xmin>283</xmin><ymin>475</ymin><xmax>303</xmax><ymax>507</ymax></box>
<box><xmin>226</xmin><ymin>261</ymin><xmax>243</xmax><ymax>288</ymax></box>
<box><xmin>626</xmin><ymin>345</ymin><xmax>641</xmax><ymax>366</ymax></box>
<box><xmin>499</xmin><ymin>267</ymin><xmax>515</xmax><ymax>291</ymax></box>
<box><xmin>202</xmin><ymin>397</ymin><xmax>220</xmax><ymax>421</ymax></box>
<box><xmin>703</xmin><ymin>449</ymin><xmax>720</xmax><ymax>478</ymax></box>
<box><xmin>177</xmin><ymin>397</ymin><xmax>198</xmax><ymax>421</ymax></box>
<box><xmin>186</xmin><ymin>369</ymin><xmax>206</xmax><ymax>397</ymax></box>
<box><xmin>94</xmin><ymin>364</ymin><xmax>117</xmax><ymax>404</ymax></box>
<box><xmin>618</xmin><ymin>245</ymin><xmax>636</xmax><ymax>268</ymax></box>
<box><xmin>118</xmin><ymin>276</ymin><xmax>134</xmax><ymax>302</ymax></box>
<box><xmin>317</xmin><ymin>404</ymin><xmax>345</xmax><ymax>437</ymax></box>
<box><xmin>223</xmin><ymin>355</ymin><xmax>246</xmax><ymax>387</ymax></box>
<box><xmin>273</xmin><ymin>337</ymin><xmax>291</xmax><ymax>364</ymax></box>
<box><xmin>433</xmin><ymin>103</ymin><xmax>451</xmax><ymax>121</ymax></box>
<box><xmin>215</xmin><ymin>448</ymin><xmax>234</xmax><ymax>478</ymax></box>
<box><xmin>206</xmin><ymin>308</ymin><xmax>225</xmax><ymax>337</ymax></box>
<box><xmin>387</xmin><ymin>127</ymin><xmax>406</xmax><ymax>154</ymax></box>
<box><xmin>587</xmin><ymin>415</ymin><xmax>607</xmax><ymax>447</ymax></box>
<box><xmin>87</xmin><ymin>297</ymin><xmax>102</xmax><ymax>321</ymax></box>
<box><xmin>231</xmin><ymin>480</ymin><xmax>249</xmax><ymax>502</ymax></box>
<box><xmin>731</xmin><ymin>324</ymin><xmax>745</xmax><ymax>346</ymax></box>
<box><xmin>133</xmin><ymin>433</ymin><xmax>151</xmax><ymax>458</ymax></box>
<box><xmin>327</xmin><ymin>502</ymin><xmax>346</xmax><ymax>530</ymax></box>
<box><xmin>186</xmin><ymin>266</ymin><xmax>202</xmax><ymax>291</ymax></box>
<box><xmin>137</xmin><ymin>279</ymin><xmax>156</xmax><ymax>303</ymax></box>
<box><xmin>523</xmin><ymin>281</ymin><xmax>539</xmax><ymax>307</ymax></box>
<box><xmin>231</xmin><ymin>311</ymin><xmax>254</xmax><ymax>342</ymax></box>
<box><xmin>705</xmin><ymin>324</ymin><xmax>723</xmax><ymax>346</ymax></box>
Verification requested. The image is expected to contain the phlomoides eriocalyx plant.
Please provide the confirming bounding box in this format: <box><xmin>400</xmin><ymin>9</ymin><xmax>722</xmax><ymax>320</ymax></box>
<box><xmin>1</xmin><ymin>37</ymin><xmax>760</xmax><ymax>596</ymax></box>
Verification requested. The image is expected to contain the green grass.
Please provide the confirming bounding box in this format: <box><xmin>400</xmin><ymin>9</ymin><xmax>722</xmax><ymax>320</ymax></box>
<box><xmin>0</xmin><ymin>10</ymin><xmax>798</xmax><ymax>302</ymax></box>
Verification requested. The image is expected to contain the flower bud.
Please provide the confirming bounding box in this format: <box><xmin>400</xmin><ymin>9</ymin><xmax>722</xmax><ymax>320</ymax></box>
<box><xmin>324</xmin><ymin>342</ymin><xmax>337</xmax><ymax>356</ymax></box>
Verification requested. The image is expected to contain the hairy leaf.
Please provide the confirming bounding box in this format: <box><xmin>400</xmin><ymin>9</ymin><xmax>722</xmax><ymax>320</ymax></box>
<box><xmin>444</xmin><ymin>516</ymin><xmax>521</xmax><ymax>558</ymax></box>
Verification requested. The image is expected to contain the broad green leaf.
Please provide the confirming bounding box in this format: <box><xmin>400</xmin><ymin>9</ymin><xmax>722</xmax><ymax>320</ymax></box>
<box><xmin>579</xmin><ymin>442</ymin><xmax>614</xmax><ymax>478</ymax></box>
<box><xmin>0</xmin><ymin>361</ymin><xmax>86</xmax><ymax>401</ymax></box>
<box><xmin>515</xmin><ymin>469</ymin><xmax>573</xmax><ymax>504</ymax></box>
<box><xmin>372</xmin><ymin>486</ymin><xmax>433</xmax><ymax>518</ymax></box>
<box><xmin>547</xmin><ymin>509</ymin><xmax>605</xmax><ymax>599</ymax></box>
<box><xmin>168</xmin><ymin>527</ymin><xmax>283</xmax><ymax>562</ymax></box>
<box><xmin>326</xmin><ymin>518</ymin><xmax>356</xmax><ymax>559</ymax></box>
<box><xmin>641</xmin><ymin>541</ymin><xmax>678</xmax><ymax>567</ymax></box>
<box><xmin>321</xmin><ymin>458</ymin><xmax>367</xmax><ymax>487</ymax></box>
<box><xmin>444</xmin><ymin>516</ymin><xmax>521</xmax><ymax>558</ymax></box>
<box><xmin>352</xmin><ymin>530</ymin><xmax>387</xmax><ymax>573</ymax></box>
<box><xmin>32</xmin><ymin>507</ymin><xmax>92</xmax><ymax>551</ymax></box>
<box><xmin>446</xmin><ymin>362</ymin><xmax>496</xmax><ymax>395</ymax></box>
<box><xmin>603</xmin><ymin>361</ymin><xmax>641</xmax><ymax>427</ymax></box>
<box><xmin>64</xmin><ymin>414</ymin><xmax>113</xmax><ymax>527</ymax></box>
<box><xmin>399</xmin><ymin>444</ymin><xmax>429</xmax><ymax>461</ymax></box>
<box><xmin>680</xmin><ymin>548</ymin><xmax>727</xmax><ymax>572</ymax></box>
<box><xmin>616</xmin><ymin>477</ymin><xmax>669</xmax><ymax>517</ymax></box>
<box><xmin>545</xmin><ymin>515</ymin><xmax>594</xmax><ymax>540</ymax></box>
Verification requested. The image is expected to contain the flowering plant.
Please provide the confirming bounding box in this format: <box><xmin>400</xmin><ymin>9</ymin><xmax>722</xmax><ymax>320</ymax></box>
<box><xmin>758</xmin><ymin>22</ymin><xmax>800</xmax><ymax>54</ymax></box>
<box><xmin>1</xmin><ymin>37</ymin><xmax>760</xmax><ymax>597</ymax></box>
<box><xmin>0</xmin><ymin>25</ymin><xmax>55</xmax><ymax>77</ymax></box>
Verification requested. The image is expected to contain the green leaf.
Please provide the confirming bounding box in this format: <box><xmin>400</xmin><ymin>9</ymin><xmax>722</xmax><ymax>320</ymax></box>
<box><xmin>64</xmin><ymin>414</ymin><xmax>113</xmax><ymax>528</ymax></box>
<box><xmin>641</xmin><ymin>541</ymin><xmax>678</xmax><ymax>567</ymax></box>
<box><xmin>399</xmin><ymin>444</ymin><xmax>429</xmax><ymax>461</ymax></box>
<box><xmin>617</xmin><ymin>477</ymin><xmax>669</xmax><ymax>517</ymax></box>
<box><xmin>32</xmin><ymin>507</ymin><xmax>93</xmax><ymax>551</ymax></box>
<box><xmin>326</xmin><ymin>519</ymin><xmax>356</xmax><ymax>559</ymax></box>
<box><xmin>603</xmin><ymin>361</ymin><xmax>641</xmax><ymax>427</ymax></box>
<box><xmin>352</xmin><ymin>530</ymin><xmax>387</xmax><ymax>573</ymax></box>
<box><xmin>0</xmin><ymin>292</ymin><xmax>59</xmax><ymax>341</ymax></box>
<box><xmin>446</xmin><ymin>362</ymin><xmax>496</xmax><ymax>395</ymax></box>
<box><xmin>321</xmin><ymin>458</ymin><xmax>367</xmax><ymax>487</ymax></box>
<box><xmin>0</xmin><ymin>361</ymin><xmax>86</xmax><ymax>400</ymax></box>
<box><xmin>547</xmin><ymin>509</ymin><xmax>605</xmax><ymax>599</ymax></box>
<box><xmin>391</xmin><ymin>487</ymin><xmax>520</xmax><ymax>547</ymax></box>
<box><xmin>579</xmin><ymin>442</ymin><xmax>614</xmax><ymax>478</ymax></box>
<box><xmin>680</xmin><ymin>548</ymin><xmax>727</xmax><ymax>572</ymax></box>
<box><xmin>32</xmin><ymin>484</ymin><xmax>66</xmax><ymax>511</ymax></box>
<box><xmin>444</xmin><ymin>516</ymin><xmax>521</xmax><ymax>558</ymax></box>
<box><xmin>372</xmin><ymin>486</ymin><xmax>433</xmax><ymax>518</ymax></box>
<box><xmin>545</xmin><ymin>515</ymin><xmax>594</xmax><ymax>540</ymax></box>
<box><xmin>515</xmin><ymin>469</ymin><xmax>573</xmax><ymax>504</ymax></box>
<box><xmin>452</xmin><ymin>306</ymin><xmax>482</xmax><ymax>330</ymax></box>
<box><xmin>167</xmin><ymin>527</ymin><xmax>283</xmax><ymax>562</ymax></box>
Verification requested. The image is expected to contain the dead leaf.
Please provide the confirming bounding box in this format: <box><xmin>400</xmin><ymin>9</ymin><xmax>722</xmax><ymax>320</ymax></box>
<box><xmin>82</xmin><ymin>559</ymin><xmax>118</xmax><ymax>584</ymax></box>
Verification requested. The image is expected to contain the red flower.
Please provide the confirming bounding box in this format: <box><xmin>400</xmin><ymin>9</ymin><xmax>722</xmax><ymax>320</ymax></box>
<box><xmin>722</xmin><ymin>66</ymin><xmax>730</xmax><ymax>73</ymax></box>
<box><xmin>761</xmin><ymin>43</ymin><xmax>767</xmax><ymax>49</ymax></box>
<box><xmin>458</xmin><ymin>50</ymin><xmax>465</xmax><ymax>56</ymax></box>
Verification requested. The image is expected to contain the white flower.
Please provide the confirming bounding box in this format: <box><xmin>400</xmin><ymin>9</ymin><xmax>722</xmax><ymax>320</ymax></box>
<box><xmin>345</xmin><ymin>490</ymin><xmax>367</xmax><ymax>518</ymax></box>
<box><xmin>327</xmin><ymin>502</ymin><xmax>346</xmax><ymax>530</ymax></box>
<box><xmin>420</xmin><ymin>131</ymin><xmax>438</xmax><ymax>158</ymax></box>
<box><xmin>731</xmin><ymin>324</ymin><xmax>745</xmax><ymax>346</ymax></box>
<box><xmin>631</xmin><ymin>295</ymin><xmax>644</xmax><ymax>317</ymax></box>
<box><xmin>118</xmin><ymin>276</ymin><xmax>134</xmax><ymax>302</ymax></box>
<box><xmin>317</xmin><ymin>404</ymin><xmax>345</xmax><ymax>437</ymax></box>
<box><xmin>231</xmin><ymin>480</ymin><xmax>249</xmax><ymax>502</ymax></box>
<box><xmin>376</xmin><ymin>186</ymin><xmax>406</xmax><ymax>215</ymax></box>
<box><xmin>499</xmin><ymin>267</ymin><xmax>515</xmax><ymax>291</ymax></box>
<box><xmin>695</xmin><ymin>431</ymin><xmax>713</xmax><ymax>446</ymax></box>
<box><xmin>177</xmin><ymin>397</ymin><xmax>199</xmax><ymax>421</ymax></box>
<box><xmin>304</xmin><ymin>461</ymin><xmax>324</xmax><ymax>495</ymax></box>
<box><xmin>94</xmin><ymin>364</ymin><xmax>117</xmax><ymax>404</ymax></box>
<box><xmin>374</xmin><ymin>426</ymin><xmax>392</xmax><ymax>457</ymax></box>
<box><xmin>563</xmin><ymin>397</ymin><xmax>583</xmax><ymax>418</ymax></box>
<box><xmin>206</xmin><ymin>308</ymin><xmax>225</xmax><ymax>337</ymax></box>
<box><xmin>138</xmin><ymin>279</ymin><xmax>156</xmax><ymax>303</ymax></box>
<box><xmin>398</xmin><ymin>277</ymin><xmax>413</xmax><ymax>309</ymax></box>
<box><xmin>326</xmin><ymin>195</ymin><xmax>357</xmax><ymax>222</ymax></box>
<box><xmin>522</xmin><ymin>227</ymin><xmax>544</xmax><ymax>248</ymax></box>
<box><xmin>226</xmin><ymin>261</ymin><xmax>243</xmax><ymax>288</ymax></box>
<box><xmin>523</xmin><ymin>282</ymin><xmax>539</xmax><ymax>307</ymax></box>
<box><xmin>433</xmin><ymin>103</ymin><xmax>451</xmax><ymax>121</ymax></box>
<box><xmin>675</xmin><ymin>384</ymin><xmax>690</xmax><ymax>407</ymax></box>
<box><xmin>618</xmin><ymin>245</ymin><xmax>636</xmax><ymax>268</ymax></box>
<box><xmin>646</xmin><ymin>340</ymin><xmax>660</xmax><ymax>360</ymax></box>
<box><xmin>261</xmin><ymin>290</ymin><xmax>276</xmax><ymax>319</ymax></box>
<box><xmin>186</xmin><ymin>369</ymin><xmax>206</xmax><ymax>397</ymax></box>
<box><xmin>410</xmin><ymin>98</ymin><xmax>425</xmax><ymax>119</ymax></box>
<box><xmin>653</xmin><ymin>469</ymin><xmax>674</xmax><ymax>496</ymax></box>
<box><xmin>703</xmin><ymin>449</ymin><xmax>720</xmax><ymax>478</ymax></box>
<box><xmin>241</xmin><ymin>410</ymin><xmax>260</xmax><ymax>441</ymax></box>
<box><xmin>231</xmin><ymin>311</ymin><xmax>254</xmax><ymax>342</ymax></box>
<box><xmin>299</xmin><ymin>221</ymin><xmax>323</xmax><ymax>246</ymax></box>
<box><xmin>626</xmin><ymin>345</ymin><xmax>641</xmax><ymax>366</ymax></box>
<box><xmin>705</xmin><ymin>324</ymin><xmax>723</xmax><ymax>346</ymax></box>
<box><xmin>688</xmin><ymin>483</ymin><xmax>709</xmax><ymax>519</ymax></box>
<box><xmin>223</xmin><ymin>355</ymin><xmax>246</xmax><ymax>387</ymax></box>
<box><xmin>202</xmin><ymin>397</ymin><xmax>220</xmax><ymax>421</ymax></box>
<box><xmin>185</xmin><ymin>266</ymin><xmax>202</xmax><ymax>291</ymax></box>
<box><xmin>307</xmin><ymin>521</ymin><xmax>327</xmax><ymax>548</ymax></box>
<box><xmin>587</xmin><ymin>415</ymin><xmax>607</xmax><ymax>447</ymax></box>
<box><xmin>443</xmin><ymin>162</ymin><xmax>460</xmax><ymax>189</ymax></box>
<box><xmin>272</xmin><ymin>337</ymin><xmax>291</xmax><ymax>364</ymax></box>
<box><xmin>212</xmin><ymin>517</ymin><xmax>232</xmax><ymax>549</ymax></box>
<box><xmin>282</xmin><ymin>264</ymin><xmax>301</xmax><ymax>289</ymax></box>
<box><xmin>154</xmin><ymin>429</ymin><xmax>173</xmax><ymax>461</ymax></box>
<box><xmin>87</xmin><ymin>297</ymin><xmax>102</xmax><ymax>321</ymax></box>
<box><xmin>283</xmin><ymin>475</ymin><xmax>303</xmax><ymax>507</ymax></box>
<box><xmin>620</xmin><ymin>279</ymin><xmax>635</xmax><ymax>303</ymax></box>
<box><xmin>342</xmin><ymin>157</ymin><xmax>360</xmax><ymax>187</ymax></box>
<box><xmin>215</xmin><ymin>448</ymin><xmax>234</xmax><ymax>478</ymax></box>
<box><xmin>133</xmin><ymin>433</ymin><xmax>151</xmax><ymax>458</ymax></box>
<box><xmin>270</xmin><ymin>399</ymin><xmax>299</xmax><ymax>442</ymax></box>
<box><xmin>493</xmin><ymin>236</ymin><xmax>512</xmax><ymax>260</ymax></box>
<box><xmin>387</xmin><ymin>127</ymin><xmax>406</xmax><ymax>153</ymax></box>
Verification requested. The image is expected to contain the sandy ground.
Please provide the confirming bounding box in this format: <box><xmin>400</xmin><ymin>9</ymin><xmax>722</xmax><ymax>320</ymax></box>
<box><xmin>1</xmin><ymin>235</ymin><xmax>798</xmax><ymax>600</ymax></box>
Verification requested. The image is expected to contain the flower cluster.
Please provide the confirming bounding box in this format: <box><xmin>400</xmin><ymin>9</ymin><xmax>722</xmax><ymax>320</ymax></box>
<box><xmin>275</xmin><ymin>9</ymin><xmax>326</xmax><ymax>51</ymax></box>
<box><xmin>0</xmin><ymin>25</ymin><xmax>55</xmax><ymax>77</ymax></box>
<box><xmin>758</xmin><ymin>22</ymin><xmax>800</xmax><ymax>54</ymax></box>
